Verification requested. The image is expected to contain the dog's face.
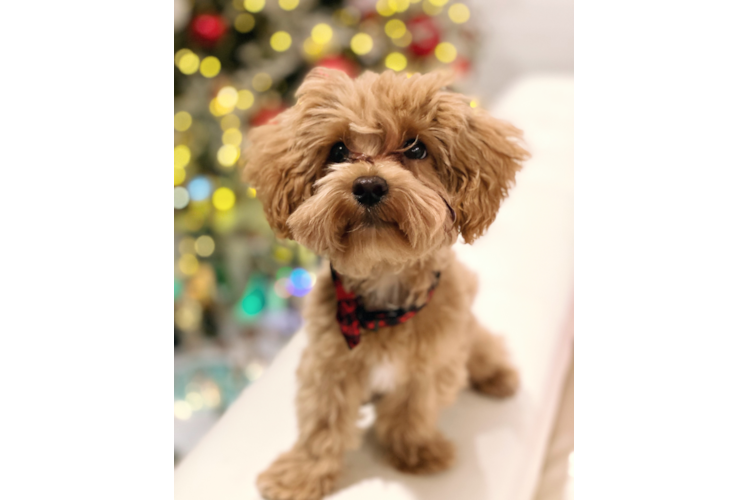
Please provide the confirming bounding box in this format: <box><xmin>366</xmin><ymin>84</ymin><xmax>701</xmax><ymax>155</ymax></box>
<box><xmin>243</xmin><ymin>69</ymin><xmax>528</xmax><ymax>278</ymax></box>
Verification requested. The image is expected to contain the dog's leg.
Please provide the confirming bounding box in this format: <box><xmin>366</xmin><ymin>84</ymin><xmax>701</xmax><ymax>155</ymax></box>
<box><xmin>374</xmin><ymin>374</ymin><xmax>455</xmax><ymax>474</ymax></box>
<box><xmin>257</xmin><ymin>349</ymin><xmax>364</xmax><ymax>500</ymax></box>
<box><xmin>466</xmin><ymin>315</ymin><xmax>520</xmax><ymax>398</ymax></box>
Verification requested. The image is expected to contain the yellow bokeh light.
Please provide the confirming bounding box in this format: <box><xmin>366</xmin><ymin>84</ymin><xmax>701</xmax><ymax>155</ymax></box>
<box><xmin>429</xmin><ymin>0</ymin><xmax>448</xmax><ymax>5</ymax></box>
<box><xmin>385</xmin><ymin>19</ymin><xmax>407</xmax><ymax>39</ymax></box>
<box><xmin>236</xmin><ymin>89</ymin><xmax>255</xmax><ymax>110</ymax></box>
<box><xmin>235</xmin><ymin>13</ymin><xmax>255</xmax><ymax>33</ymax></box>
<box><xmin>212</xmin><ymin>187</ymin><xmax>236</xmax><ymax>211</ymax></box>
<box><xmin>252</xmin><ymin>73</ymin><xmax>273</xmax><ymax>92</ymax></box>
<box><xmin>244</xmin><ymin>0</ymin><xmax>265</xmax><ymax>13</ymax></box>
<box><xmin>303</xmin><ymin>38</ymin><xmax>324</xmax><ymax>58</ymax></box>
<box><xmin>422</xmin><ymin>0</ymin><xmax>442</xmax><ymax>15</ymax></box>
<box><xmin>209</xmin><ymin>98</ymin><xmax>234</xmax><ymax>117</ymax></box>
<box><xmin>389</xmin><ymin>0</ymin><xmax>410</xmax><ymax>13</ymax></box>
<box><xmin>270</xmin><ymin>31</ymin><xmax>292</xmax><ymax>52</ymax></box>
<box><xmin>200</xmin><ymin>56</ymin><xmax>221</xmax><ymax>78</ymax></box>
<box><xmin>174</xmin><ymin>111</ymin><xmax>192</xmax><ymax>132</ymax></box>
<box><xmin>175</xmin><ymin>187</ymin><xmax>190</xmax><ymax>209</ymax></box>
<box><xmin>448</xmin><ymin>3</ymin><xmax>470</xmax><ymax>23</ymax></box>
<box><xmin>217</xmin><ymin>144</ymin><xmax>240</xmax><ymax>167</ymax></box>
<box><xmin>435</xmin><ymin>42</ymin><xmax>457</xmax><ymax>63</ymax></box>
<box><xmin>222</xmin><ymin>128</ymin><xmax>243</xmax><ymax>147</ymax></box>
<box><xmin>311</xmin><ymin>23</ymin><xmax>333</xmax><ymax>45</ymax></box>
<box><xmin>179</xmin><ymin>236</ymin><xmax>196</xmax><ymax>255</ymax></box>
<box><xmin>174</xmin><ymin>145</ymin><xmax>191</xmax><ymax>169</ymax></box>
<box><xmin>179</xmin><ymin>254</ymin><xmax>199</xmax><ymax>276</ymax></box>
<box><xmin>221</xmin><ymin>114</ymin><xmax>241</xmax><ymax>131</ymax></box>
<box><xmin>273</xmin><ymin>246</ymin><xmax>293</xmax><ymax>263</ymax></box>
<box><xmin>175</xmin><ymin>48</ymin><xmax>192</xmax><ymax>66</ymax></box>
<box><xmin>338</xmin><ymin>7</ymin><xmax>361</xmax><ymax>26</ymax></box>
<box><xmin>350</xmin><ymin>33</ymin><xmax>373</xmax><ymax>55</ymax></box>
<box><xmin>186</xmin><ymin>391</ymin><xmax>204</xmax><ymax>411</ymax></box>
<box><xmin>247</xmin><ymin>187</ymin><xmax>257</xmax><ymax>198</ymax></box>
<box><xmin>279</xmin><ymin>0</ymin><xmax>299</xmax><ymax>10</ymax></box>
<box><xmin>217</xmin><ymin>86</ymin><xmax>239</xmax><ymax>108</ymax></box>
<box><xmin>174</xmin><ymin>400</ymin><xmax>192</xmax><ymax>420</ymax></box>
<box><xmin>195</xmin><ymin>235</ymin><xmax>216</xmax><ymax>257</ymax></box>
<box><xmin>177</xmin><ymin>53</ymin><xmax>200</xmax><ymax>75</ymax></box>
<box><xmin>393</xmin><ymin>30</ymin><xmax>412</xmax><ymax>48</ymax></box>
<box><xmin>175</xmin><ymin>166</ymin><xmax>186</xmax><ymax>186</ymax></box>
<box><xmin>376</xmin><ymin>0</ymin><xmax>395</xmax><ymax>17</ymax></box>
<box><xmin>385</xmin><ymin>52</ymin><xmax>407</xmax><ymax>71</ymax></box>
<box><xmin>469</xmin><ymin>99</ymin><xmax>478</xmax><ymax>108</ymax></box>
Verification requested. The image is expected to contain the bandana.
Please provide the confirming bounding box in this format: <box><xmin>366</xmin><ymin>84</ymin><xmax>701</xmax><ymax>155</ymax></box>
<box><xmin>330</xmin><ymin>265</ymin><xmax>441</xmax><ymax>349</ymax></box>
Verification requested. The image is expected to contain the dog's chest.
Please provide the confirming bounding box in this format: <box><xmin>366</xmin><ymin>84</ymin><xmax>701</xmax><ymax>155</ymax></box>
<box><xmin>368</xmin><ymin>358</ymin><xmax>399</xmax><ymax>394</ymax></box>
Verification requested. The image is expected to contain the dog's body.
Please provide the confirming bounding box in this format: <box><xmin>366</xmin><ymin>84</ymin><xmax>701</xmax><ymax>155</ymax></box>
<box><xmin>244</xmin><ymin>69</ymin><xmax>529</xmax><ymax>500</ymax></box>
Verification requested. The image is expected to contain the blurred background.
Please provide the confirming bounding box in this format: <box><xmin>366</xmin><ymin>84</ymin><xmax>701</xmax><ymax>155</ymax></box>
<box><xmin>173</xmin><ymin>0</ymin><xmax>572</xmax><ymax>464</ymax></box>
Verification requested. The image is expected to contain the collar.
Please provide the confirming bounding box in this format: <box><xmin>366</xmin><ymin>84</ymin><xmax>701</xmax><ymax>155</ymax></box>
<box><xmin>330</xmin><ymin>264</ymin><xmax>441</xmax><ymax>350</ymax></box>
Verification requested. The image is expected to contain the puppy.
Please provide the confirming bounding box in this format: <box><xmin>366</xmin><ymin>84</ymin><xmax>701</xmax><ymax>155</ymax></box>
<box><xmin>243</xmin><ymin>68</ymin><xmax>529</xmax><ymax>500</ymax></box>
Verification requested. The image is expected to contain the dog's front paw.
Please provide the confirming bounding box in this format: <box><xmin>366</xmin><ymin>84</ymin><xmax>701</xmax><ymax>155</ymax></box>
<box><xmin>257</xmin><ymin>448</ymin><xmax>339</xmax><ymax>500</ymax></box>
<box><xmin>387</xmin><ymin>432</ymin><xmax>455</xmax><ymax>475</ymax></box>
<box><xmin>471</xmin><ymin>363</ymin><xmax>520</xmax><ymax>399</ymax></box>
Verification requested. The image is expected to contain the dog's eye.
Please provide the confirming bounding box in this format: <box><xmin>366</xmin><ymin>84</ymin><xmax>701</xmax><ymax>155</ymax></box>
<box><xmin>403</xmin><ymin>139</ymin><xmax>427</xmax><ymax>160</ymax></box>
<box><xmin>328</xmin><ymin>142</ymin><xmax>349</xmax><ymax>164</ymax></box>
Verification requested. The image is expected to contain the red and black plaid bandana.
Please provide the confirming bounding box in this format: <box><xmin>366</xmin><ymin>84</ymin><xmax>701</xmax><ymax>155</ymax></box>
<box><xmin>330</xmin><ymin>265</ymin><xmax>440</xmax><ymax>349</ymax></box>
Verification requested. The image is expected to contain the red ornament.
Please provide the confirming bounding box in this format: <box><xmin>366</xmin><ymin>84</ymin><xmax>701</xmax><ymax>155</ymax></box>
<box><xmin>190</xmin><ymin>14</ymin><xmax>227</xmax><ymax>47</ymax></box>
<box><xmin>407</xmin><ymin>15</ymin><xmax>441</xmax><ymax>57</ymax></box>
<box><xmin>315</xmin><ymin>55</ymin><xmax>359</xmax><ymax>78</ymax></box>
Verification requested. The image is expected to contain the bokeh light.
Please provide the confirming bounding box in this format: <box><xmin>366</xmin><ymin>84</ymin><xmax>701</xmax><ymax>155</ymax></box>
<box><xmin>274</xmin><ymin>278</ymin><xmax>291</xmax><ymax>299</ymax></box>
<box><xmin>241</xmin><ymin>290</ymin><xmax>264</xmax><ymax>316</ymax></box>
<box><xmin>311</xmin><ymin>24</ymin><xmax>333</xmax><ymax>45</ymax></box>
<box><xmin>393</xmin><ymin>31</ymin><xmax>412</xmax><ymax>48</ymax></box>
<box><xmin>422</xmin><ymin>0</ymin><xmax>442</xmax><ymax>16</ymax></box>
<box><xmin>200</xmin><ymin>56</ymin><xmax>221</xmax><ymax>78</ymax></box>
<box><xmin>175</xmin><ymin>167</ymin><xmax>186</xmax><ymax>186</ymax></box>
<box><xmin>273</xmin><ymin>246</ymin><xmax>293</xmax><ymax>264</ymax></box>
<box><xmin>270</xmin><ymin>31</ymin><xmax>292</xmax><ymax>52</ymax></box>
<box><xmin>247</xmin><ymin>187</ymin><xmax>257</xmax><ymax>198</ymax></box>
<box><xmin>174</xmin><ymin>400</ymin><xmax>192</xmax><ymax>420</ymax></box>
<box><xmin>350</xmin><ymin>33</ymin><xmax>373</xmax><ymax>55</ymax></box>
<box><xmin>234</xmin><ymin>13</ymin><xmax>255</xmax><ymax>33</ymax></box>
<box><xmin>279</xmin><ymin>0</ymin><xmax>299</xmax><ymax>11</ymax></box>
<box><xmin>195</xmin><ymin>235</ymin><xmax>216</xmax><ymax>257</ymax></box>
<box><xmin>448</xmin><ymin>3</ymin><xmax>470</xmax><ymax>24</ymax></box>
<box><xmin>174</xmin><ymin>111</ymin><xmax>192</xmax><ymax>131</ymax></box>
<box><xmin>385</xmin><ymin>19</ymin><xmax>407</xmax><ymax>39</ymax></box>
<box><xmin>174</xmin><ymin>145</ymin><xmax>191</xmax><ymax>169</ymax></box>
<box><xmin>252</xmin><ymin>73</ymin><xmax>273</xmax><ymax>92</ymax></box>
<box><xmin>188</xmin><ymin>176</ymin><xmax>212</xmax><ymax>201</ymax></box>
<box><xmin>435</xmin><ymin>42</ymin><xmax>457</xmax><ymax>63</ymax></box>
<box><xmin>244</xmin><ymin>0</ymin><xmax>265</xmax><ymax>13</ymax></box>
<box><xmin>179</xmin><ymin>236</ymin><xmax>196</xmax><ymax>254</ymax></box>
<box><xmin>217</xmin><ymin>86</ymin><xmax>238</xmax><ymax>108</ymax></box>
<box><xmin>222</xmin><ymin>128</ymin><xmax>243</xmax><ymax>147</ymax></box>
<box><xmin>217</xmin><ymin>145</ymin><xmax>240</xmax><ymax>167</ymax></box>
<box><xmin>337</xmin><ymin>7</ymin><xmax>361</xmax><ymax>26</ymax></box>
<box><xmin>174</xmin><ymin>187</ymin><xmax>190</xmax><ymax>209</ymax></box>
<box><xmin>179</xmin><ymin>254</ymin><xmax>199</xmax><ymax>275</ymax></box>
<box><xmin>236</xmin><ymin>90</ymin><xmax>254</xmax><ymax>110</ymax></box>
<box><xmin>287</xmin><ymin>268</ymin><xmax>315</xmax><ymax>296</ymax></box>
<box><xmin>177</xmin><ymin>52</ymin><xmax>200</xmax><ymax>75</ymax></box>
<box><xmin>389</xmin><ymin>0</ymin><xmax>410</xmax><ymax>13</ymax></box>
<box><xmin>376</xmin><ymin>0</ymin><xmax>395</xmax><ymax>16</ymax></box>
<box><xmin>304</xmin><ymin>38</ymin><xmax>324</xmax><ymax>58</ymax></box>
<box><xmin>209</xmin><ymin>98</ymin><xmax>234</xmax><ymax>117</ymax></box>
<box><xmin>212</xmin><ymin>187</ymin><xmax>236</xmax><ymax>211</ymax></box>
<box><xmin>470</xmin><ymin>99</ymin><xmax>478</xmax><ymax>108</ymax></box>
<box><xmin>385</xmin><ymin>52</ymin><xmax>407</xmax><ymax>71</ymax></box>
<box><xmin>174</xmin><ymin>48</ymin><xmax>192</xmax><ymax>66</ymax></box>
<box><xmin>220</xmin><ymin>114</ymin><xmax>241</xmax><ymax>130</ymax></box>
<box><xmin>429</xmin><ymin>0</ymin><xmax>449</xmax><ymax>5</ymax></box>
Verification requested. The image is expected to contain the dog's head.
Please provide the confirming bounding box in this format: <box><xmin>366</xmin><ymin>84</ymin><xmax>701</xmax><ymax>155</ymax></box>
<box><xmin>243</xmin><ymin>69</ymin><xmax>529</xmax><ymax>278</ymax></box>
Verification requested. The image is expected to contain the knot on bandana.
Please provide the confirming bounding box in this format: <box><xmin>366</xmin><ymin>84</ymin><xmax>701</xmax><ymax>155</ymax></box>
<box><xmin>330</xmin><ymin>264</ymin><xmax>440</xmax><ymax>349</ymax></box>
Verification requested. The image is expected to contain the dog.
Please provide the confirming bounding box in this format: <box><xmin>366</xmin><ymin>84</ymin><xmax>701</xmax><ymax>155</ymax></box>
<box><xmin>243</xmin><ymin>68</ymin><xmax>529</xmax><ymax>500</ymax></box>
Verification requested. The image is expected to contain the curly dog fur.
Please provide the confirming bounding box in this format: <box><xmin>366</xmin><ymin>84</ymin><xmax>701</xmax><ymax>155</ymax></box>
<box><xmin>243</xmin><ymin>68</ymin><xmax>529</xmax><ymax>500</ymax></box>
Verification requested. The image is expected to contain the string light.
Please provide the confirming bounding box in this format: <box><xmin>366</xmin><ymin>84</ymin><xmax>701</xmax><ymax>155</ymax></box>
<box><xmin>212</xmin><ymin>187</ymin><xmax>236</xmax><ymax>211</ymax></box>
<box><xmin>174</xmin><ymin>145</ymin><xmax>190</xmax><ymax>169</ymax></box>
<box><xmin>209</xmin><ymin>97</ymin><xmax>233</xmax><ymax>116</ymax></box>
<box><xmin>236</xmin><ymin>90</ymin><xmax>254</xmax><ymax>110</ymax></box>
<box><xmin>217</xmin><ymin>145</ymin><xmax>240</xmax><ymax>167</ymax></box>
<box><xmin>448</xmin><ymin>3</ymin><xmax>470</xmax><ymax>24</ymax></box>
<box><xmin>252</xmin><ymin>73</ymin><xmax>273</xmax><ymax>92</ymax></box>
<box><xmin>279</xmin><ymin>0</ymin><xmax>298</xmax><ymax>11</ymax></box>
<box><xmin>200</xmin><ymin>56</ymin><xmax>221</xmax><ymax>78</ymax></box>
<box><xmin>385</xmin><ymin>19</ymin><xmax>407</xmax><ymax>39</ymax></box>
<box><xmin>174</xmin><ymin>187</ymin><xmax>190</xmax><ymax>209</ymax></box>
<box><xmin>195</xmin><ymin>235</ymin><xmax>215</xmax><ymax>257</ymax></box>
<box><xmin>385</xmin><ymin>52</ymin><xmax>407</xmax><ymax>71</ymax></box>
<box><xmin>311</xmin><ymin>24</ymin><xmax>333</xmax><ymax>45</ymax></box>
<box><xmin>350</xmin><ymin>33</ymin><xmax>373</xmax><ymax>55</ymax></box>
<box><xmin>217</xmin><ymin>86</ymin><xmax>239</xmax><ymax>108</ymax></box>
<box><xmin>270</xmin><ymin>31</ymin><xmax>292</xmax><ymax>52</ymax></box>
<box><xmin>235</xmin><ymin>13</ymin><xmax>255</xmax><ymax>33</ymax></box>
<box><xmin>174</xmin><ymin>111</ymin><xmax>192</xmax><ymax>131</ymax></box>
<box><xmin>435</xmin><ymin>42</ymin><xmax>457</xmax><ymax>63</ymax></box>
<box><xmin>244</xmin><ymin>0</ymin><xmax>265</xmax><ymax>13</ymax></box>
<box><xmin>222</xmin><ymin>128</ymin><xmax>243</xmax><ymax>147</ymax></box>
<box><xmin>221</xmin><ymin>114</ymin><xmax>241</xmax><ymax>131</ymax></box>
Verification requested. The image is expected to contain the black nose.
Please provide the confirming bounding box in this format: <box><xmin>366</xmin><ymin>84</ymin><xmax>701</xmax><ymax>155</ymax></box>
<box><xmin>352</xmin><ymin>176</ymin><xmax>388</xmax><ymax>207</ymax></box>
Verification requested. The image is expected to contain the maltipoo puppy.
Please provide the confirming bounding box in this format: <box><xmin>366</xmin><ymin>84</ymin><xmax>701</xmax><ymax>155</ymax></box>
<box><xmin>243</xmin><ymin>68</ymin><xmax>529</xmax><ymax>500</ymax></box>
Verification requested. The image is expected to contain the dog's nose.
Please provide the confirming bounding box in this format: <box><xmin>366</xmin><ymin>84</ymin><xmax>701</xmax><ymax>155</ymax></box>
<box><xmin>352</xmin><ymin>176</ymin><xmax>388</xmax><ymax>207</ymax></box>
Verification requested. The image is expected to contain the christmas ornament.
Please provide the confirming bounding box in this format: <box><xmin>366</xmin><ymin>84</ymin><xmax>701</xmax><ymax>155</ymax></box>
<box><xmin>407</xmin><ymin>15</ymin><xmax>441</xmax><ymax>57</ymax></box>
<box><xmin>190</xmin><ymin>13</ymin><xmax>227</xmax><ymax>47</ymax></box>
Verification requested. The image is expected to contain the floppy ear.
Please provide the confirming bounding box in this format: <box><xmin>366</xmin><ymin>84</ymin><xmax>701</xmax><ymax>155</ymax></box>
<box><xmin>242</xmin><ymin>68</ymin><xmax>353</xmax><ymax>239</ymax></box>
<box><xmin>450</xmin><ymin>108</ymin><xmax>530</xmax><ymax>244</ymax></box>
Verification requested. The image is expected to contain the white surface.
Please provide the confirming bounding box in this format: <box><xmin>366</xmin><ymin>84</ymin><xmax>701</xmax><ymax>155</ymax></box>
<box><xmin>174</xmin><ymin>74</ymin><xmax>574</xmax><ymax>500</ymax></box>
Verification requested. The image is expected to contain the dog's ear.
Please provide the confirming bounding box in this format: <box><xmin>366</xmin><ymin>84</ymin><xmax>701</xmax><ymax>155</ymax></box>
<box><xmin>449</xmin><ymin>108</ymin><xmax>529</xmax><ymax>244</ymax></box>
